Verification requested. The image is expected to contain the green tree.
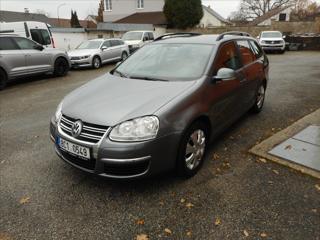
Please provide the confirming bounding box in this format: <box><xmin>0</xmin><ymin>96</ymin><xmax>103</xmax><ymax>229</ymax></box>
<box><xmin>70</xmin><ymin>10</ymin><xmax>81</xmax><ymax>28</ymax></box>
<box><xmin>163</xmin><ymin>0</ymin><xmax>204</xmax><ymax>29</ymax></box>
<box><xmin>96</xmin><ymin>0</ymin><xmax>104</xmax><ymax>22</ymax></box>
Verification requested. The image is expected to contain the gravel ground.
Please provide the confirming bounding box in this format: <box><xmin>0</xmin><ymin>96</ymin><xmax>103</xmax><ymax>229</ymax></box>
<box><xmin>0</xmin><ymin>51</ymin><xmax>320</xmax><ymax>240</ymax></box>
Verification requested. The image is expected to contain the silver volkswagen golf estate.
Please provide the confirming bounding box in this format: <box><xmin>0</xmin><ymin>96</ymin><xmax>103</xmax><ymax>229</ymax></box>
<box><xmin>50</xmin><ymin>32</ymin><xmax>269</xmax><ymax>179</ymax></box>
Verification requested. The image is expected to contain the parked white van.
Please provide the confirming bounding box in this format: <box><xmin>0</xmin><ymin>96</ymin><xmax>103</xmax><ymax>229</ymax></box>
<box><xmin>122</xmin><ymin>31</ymin><xmax>154</xmax><ymax>53</ymax></box>
<box><xmin>0</xmin><ymin>21</ymin><xmax>55</xmax><ymax>48</ymax></box>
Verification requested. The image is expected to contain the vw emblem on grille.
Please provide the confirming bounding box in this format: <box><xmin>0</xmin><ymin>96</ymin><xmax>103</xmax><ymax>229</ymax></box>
<box><xmin>71</xmin><ymin>120</ymin><xmax>83</xmax><ymax>138</ymax></box>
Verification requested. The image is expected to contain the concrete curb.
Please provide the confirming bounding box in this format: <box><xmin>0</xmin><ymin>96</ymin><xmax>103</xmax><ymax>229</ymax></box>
<box><xmin>249</xmin><ymin>108</ymin><xmax>320</xmax><ymax>179</ymax></box>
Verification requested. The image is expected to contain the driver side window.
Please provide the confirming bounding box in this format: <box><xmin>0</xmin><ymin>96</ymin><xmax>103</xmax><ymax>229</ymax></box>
<box><xmin>102</xmin><ymin>41</ymin><xmax>111</xmax><ymax>48</ymax></box>
<box><xmin>213</xmin><ymin>41</ymin><xmax>241</xmax><ymax>75</ymax></box>
<box><xmin>13</xmin><ymin>37</ymin><xmax>38</xmax><ymax>50</ymax></box>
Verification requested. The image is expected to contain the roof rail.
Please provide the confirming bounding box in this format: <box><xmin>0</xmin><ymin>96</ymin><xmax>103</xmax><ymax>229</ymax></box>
<box><xmin>154</xmin><ymin>32</ymin><xmax>202</xmax><ymax>41</ymax></box>
<box><xmin>216</xmin><ymin>31</ymin><xmax>251</xmax><ymax>41</ymax></box>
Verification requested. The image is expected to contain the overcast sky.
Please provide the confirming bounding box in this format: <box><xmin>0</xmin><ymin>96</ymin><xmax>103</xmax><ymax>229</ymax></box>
<box><xmin>0</xmin><ymin>0</ymin><xmax>241</xmax><ymax>19</ymax></box>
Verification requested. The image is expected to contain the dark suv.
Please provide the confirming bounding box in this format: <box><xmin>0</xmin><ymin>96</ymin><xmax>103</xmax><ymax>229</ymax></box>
<box><xmin>50</xmin><ymin>32</ymin><xmax>269</xmax><ymax>179</ymax></box>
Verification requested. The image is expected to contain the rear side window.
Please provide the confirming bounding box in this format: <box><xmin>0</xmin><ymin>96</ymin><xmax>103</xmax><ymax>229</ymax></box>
<box><xmin>213</xmin><ymin>41</ymin><xmax>241</xmax><ymax>74</ymax></box>
<box><xmin>14</xmin><ymin>37</ymin><xmax>38</xmax><ymax>50</ymax></box>
<box><xmin>30</xmin><ymin>29</ymin><xmax>51</xmax><ymax>45</ymax></box>
<box><xmin>110</xmin><ymin>40</ymin><xmax>120</xmax><ymax>47</ymax></box>
<box><xmin>148</xmin><ymin>32</ymin><xmax>154</xmax><ymax>40</ymax></box>
<box><xmin>0</xmin><ymin>37</ymin><xmax>19</xmax><ymax>50</ymax></box>
<box><xmin>102</xmin><ymin>41</ymin><xmax>111</xmax><ymax>48</ymax></box>
<box><xmin>237</xmin><ymin>40</ymin><xmax>256</xmax><ymax>65</ymax></box>
<box><xmin>249</xmin><ymin>40</ymin><xmax>263</xmax><ymax>58</ymax></box>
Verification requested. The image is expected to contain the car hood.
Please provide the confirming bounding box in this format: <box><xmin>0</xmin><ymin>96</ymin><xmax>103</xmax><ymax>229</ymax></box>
<box><xmin>260</xmin><ymin>37</ymin><xmax>284</xmax><ymax>41</ymax></box>
<box><xmin>62</xmin><ymin>73</ymin><xmax>196</xmax><ymax>126</ymax></box>
<box><xmin>124</xmin><ymin>40</ymin><xmax>142</xmax><ymax>46</ymax></box>
<box><xmin>68</xmin><ymin>49</ymin><xmax>97</xmax><ymax>57</ymax></box>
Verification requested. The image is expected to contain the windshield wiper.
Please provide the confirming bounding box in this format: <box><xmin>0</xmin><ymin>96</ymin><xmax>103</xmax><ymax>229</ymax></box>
<box><xmin>113</xmin><ymin>70</ymin><xmax>129</xmax><ymax>78</ymax></box>
<box><xmin>130</xmin><ymin>76</ymin><xmax>169</xmax><ymax>82</ymax></box>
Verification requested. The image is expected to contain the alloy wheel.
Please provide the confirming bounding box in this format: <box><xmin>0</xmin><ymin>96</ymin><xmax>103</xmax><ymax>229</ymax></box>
<box><xmin>185</xmin><ymin>129</ymin><xmax>206</xmax><ymax>170</ymax></box>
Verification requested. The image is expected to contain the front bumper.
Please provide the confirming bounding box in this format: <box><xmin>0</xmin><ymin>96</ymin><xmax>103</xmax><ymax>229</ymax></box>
<box><xmin>50</xmin><ymin>118</ymin><xmax>181</xmax><ymax>179</ymax></box>
<box><xmin>261</xmin><ymin>44</ymin><xmax>285</xmax><ymax>51</ymax></box>
<box><xmin>70</xmin><ymin>57</ymin><xmax>92</xmax><ymax>68</ymax></box>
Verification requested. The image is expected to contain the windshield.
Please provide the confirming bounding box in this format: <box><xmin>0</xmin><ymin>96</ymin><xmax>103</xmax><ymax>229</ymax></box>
<box><xmin>261</xmin><ymin>32</ymin><xmax>282</xmax><ymax>38</ymax></box>
<box><xmin>114</xmin><ymin>43</ymin><xmax>214</xmax><ymax>81</ymax></box>
<box><xmin>77</xmin><ymin>41</ymin><xmax>102</xmax><ymax>49</ymax></box>
<box><xmin>122</xmin><ymin>32</ymin><xmax>143</xmax><ymax>41</ymax></box>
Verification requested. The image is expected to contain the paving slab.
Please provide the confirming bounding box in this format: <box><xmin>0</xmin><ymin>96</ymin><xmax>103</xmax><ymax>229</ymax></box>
<box><xmin>250</xmin><ymin>109</ymin><xmax>320</xmax><ymax>179</ymax></box>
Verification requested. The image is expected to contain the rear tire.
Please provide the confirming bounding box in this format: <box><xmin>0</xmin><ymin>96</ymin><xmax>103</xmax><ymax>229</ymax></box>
<box><xmin>251</xmin><ymin>83</ymin><xmax>266</xmax><ymax>113</ymax></box>
<box><xmin>121</xmin><ymin>52</ymin><xmax>128</xmax><ymax>61</ymax></box>
<box><xmin>177</xmin><ymin>121</ymin><xmax>209</xmax><ymax>178</ymax></box>
<box><xmin>53</xmin><ymin>58</ymin><xmax>69</xmax><ymax>77</ymax></box>
<box><xmin>92</xmin><ymin>56</ymin><xmax>101</xmax><ymax>69</ymax></box>
<box><xmin>0</xmin><ymin>68</ymin><xmax>7</xmax><ymax>90</ymax></box>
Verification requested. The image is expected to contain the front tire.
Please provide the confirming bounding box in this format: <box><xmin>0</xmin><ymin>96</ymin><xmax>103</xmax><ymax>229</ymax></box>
<box><xmin>0</xmin><ymin>68</ymin><xmax>7</xmax><ymax>90</ymax></box>
<box><xmin>177</xmin><ymin>121</ymin><xmax>209</xmax><ymax>178</ymax></box>
<box><xmin>121</xmin><ymin>52</ymin><xmax>128</xmax><ymax>61</ymax></box>
<box><xmin>92</xmin><ymin>56</ymin><xmax>101</xmax><ymax>69</ymax></box>
<box><xmin>53</xmin><ymin>58</ymin><xmax>69</xmax><ymax>77</ymax></box>
<box><xmin>251</xmin><ymin>83</ymin><xmax>266</xmax><ymax>113</ymax></box>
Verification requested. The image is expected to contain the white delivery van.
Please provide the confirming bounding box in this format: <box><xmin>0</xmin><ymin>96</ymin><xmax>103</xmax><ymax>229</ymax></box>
<box><xmin>0</xmin><ymin>21</ymin><xmax>55</xmax><ymax>48</ymax></box>
<box><xmin>122</xmin><ymin>31</ymin><xmax>154</xmax><ymax>53</ymax></box>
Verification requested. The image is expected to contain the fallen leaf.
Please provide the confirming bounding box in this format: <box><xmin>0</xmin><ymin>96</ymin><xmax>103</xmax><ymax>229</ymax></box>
<box><xmin>243</xmin><ymin>230</ymin><xmax>249</xmax><ymax>237</ymax></box>
<box><xmin>224</xmin><ymin>147</ymin><xmax>228</xmax><ymax>151</ymax></box>
<box><xmin>186</xmin><ymin>203</ymin><xmax>194</xmax><ymax>209</ymax></box>
<box><xmin>164</xmin><ymin>228</ymin><xmax>172</xmax><ymax>235</ymax></box>
<box><xmin>284</xmin><ymin>145</ymin><xmax>292</xmax><ymax>150</ymax></box>
<box><xmin>213</xmin><ymin>153</ymin><xmax>220</xmax><ymax>160</ymax></box>
<box><xmin>259</xmin><ymin>158</ymin><xmax>267</xmax><ymax>163</ymax></box>
<box><xmin>136</xmin><ymin>234</ymin><xmax>149</xmax><ymax>240</ymax></box>
<box><xmin>180</xmin><ymin>198</ymin><xmax>186</xmax><ymax>203</ymax></box>
<box><xmin>260</xmin><ymin>232</ymin><xmax>267</xmax><ymax>238</ymax></box>
<box><xmin>216</xmin><ymin>168</ymin><xmax>221</xmax><ymax>173</ymax></box>
<box><xmin>271</xmin><ymin>128</ymin><xmax>275</xmax><ymax>131</ymax></box>
<box><xmin>272</xmin><ymin>170</ymin><xmax>279</xmax><ymax>175</ymax></box>
<box><xmin>186</xmin><ymin>231</ymin><xmax>192</xmax><ymax>237</ymax></box>
<box><xmin>19</xmin><ymin>196</ymin><xmax>30</xmax><ymax>204</ymax></box>
<box><xmin>159</xmin><ymin>201</ymin><xmax>164</xmax><ymax>206</ymax></box>
<box><xmin>214</xmin><ymin>218</ymin><xmax>221</xmax><ymax>226</ymax></box>
<box><xmin>268</xmin><ymin>181</ymin><xmax>273</xmax><ymax>184</ymax></box>
<box><xmin>311</xmin><ymin>209</ymin><xmax>317</xmax><ymax>213</ymax></box>
<box><xmin>136</xmin><ymin>219</ymin><xmax>145</xmax><ymax>225</ymax></box>
<box><xmin>229</xmin><ymin>136</ymin><xmax>234</xmax><ymax>140</ymax></box>
<box><xmin>315</xmin><ymin>184</ymin><xmax>320</xmax><ymax>191</ymax></box>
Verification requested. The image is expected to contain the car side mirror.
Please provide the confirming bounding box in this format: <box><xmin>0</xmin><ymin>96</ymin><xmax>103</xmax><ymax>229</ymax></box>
<box><xmin>101</xmin><ymin>46</ymin><xmax>108</xmax><ymax>51</ymax></box>
<box><xmin>213</xmin><ymin>68</ymin><xmax>236</xmax><ymax>83</ymax></box>
<box><xmin>143</xmin><ymin>37</ymin><xmax>148</xmax><ymax>42</ymax></box>
<box><xmin>282</xmin><ymin>35</ymin><xmax>286</xmax><ymax>39</ymax></box>
<box><xmin>34</xmin><ymin>44</ymin><xmax>44</xmax><ymax>51</ymax></box>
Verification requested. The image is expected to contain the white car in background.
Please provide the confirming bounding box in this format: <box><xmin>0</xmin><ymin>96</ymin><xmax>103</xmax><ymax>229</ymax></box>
<box><xmin>122</xmin><ymin>31</ymin><xmax>154</xmax><ymax>53</ymax></box>
<box><xmin>258</xmin><ymin>31</ymin><xmax>286</xmax><ymax>53</ymax></box>
<box><xmin>68</xmin><ymin>38</ymin><xmax>129</xmax><ymax>69</ymax></box>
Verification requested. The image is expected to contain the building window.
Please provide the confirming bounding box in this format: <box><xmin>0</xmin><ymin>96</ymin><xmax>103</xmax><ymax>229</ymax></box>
<box><xmin>137</xmin><ymin>0</ymin><xmax>144</xmax><ymax>9</ymax></box>
<box><xmin>105</xmin><ymin>0</ymin><xmax>112</xmax><ymax>11</ymax></box>
<box><xmin>279</xmin><ymin>13</ymin><xmax>286</xmax><ymax>21</ymax></box>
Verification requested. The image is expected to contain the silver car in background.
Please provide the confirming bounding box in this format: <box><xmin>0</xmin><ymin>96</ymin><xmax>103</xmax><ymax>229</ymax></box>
<box><xmin>0</xmin><ymin>35</ymin><xmax>70</xmax><ymax>90</ymax></box>
<box><xmin>68</xmin><ymin>39</ymin><xmax>129</xmax><ymax>69</ymax></box>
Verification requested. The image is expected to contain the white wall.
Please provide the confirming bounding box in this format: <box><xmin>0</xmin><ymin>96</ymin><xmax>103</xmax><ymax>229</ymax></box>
<box><xmin>199</xmin><ymin>8</ymin><xmax>225</xmax><ymax>27</ymax></box>
<box><xmin>52</xmin><ymin>32</ymin><xmax>87</xmax><ymax>51</ymax></box>
<box><xmin>103</xmin><ymin>0</ymin><xmax>164</xmax><ymax>22</ymax></box>
<box><xmin>258</xmin><ymin>8</ymin><xmax>292</xmax><ymax>26</ymax></box>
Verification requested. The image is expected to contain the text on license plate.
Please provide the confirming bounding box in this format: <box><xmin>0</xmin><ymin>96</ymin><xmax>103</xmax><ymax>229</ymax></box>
<box><xmin>58</xmin><ymin>137</ymin><xmax>90</xmax><ymax>160</ymax></box>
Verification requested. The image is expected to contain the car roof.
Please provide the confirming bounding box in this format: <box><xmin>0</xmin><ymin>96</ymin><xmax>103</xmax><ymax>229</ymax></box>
<box><xmin>152</xmin><ymin>34</ymin><xmax>255</xmax><ymax>45</ymax></box>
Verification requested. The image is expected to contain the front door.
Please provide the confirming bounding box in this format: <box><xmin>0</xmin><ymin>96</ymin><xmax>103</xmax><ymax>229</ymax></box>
<box><xmin>206</xmin><ymin>41</ymin><xmax>245</xmax><ymax>135</ymax></box>
<box><xmin>13</xmin><ymin>37</ymin><xmax>51</xmax><ymax>74</ymax></box>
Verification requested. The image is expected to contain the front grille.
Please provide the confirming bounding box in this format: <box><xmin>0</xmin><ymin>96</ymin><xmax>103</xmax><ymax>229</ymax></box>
<box><xmin>265</xmin><ymin>40</ymin><xmax>282</xmax><ymax>44</ymax></box>
<box><xmin>60</xmin><ymin>150</ymin><xmax>96</xmax><ymax>170</ymax></box>
<box><xmin>70</xmin><ymin>56</ymin><xmax>80</xmax><ymax>60</ymax></box>
<box><xmin>59</xmin><ymin>115</ymin><xmax>109</xmax><ymax>144</ymax></box>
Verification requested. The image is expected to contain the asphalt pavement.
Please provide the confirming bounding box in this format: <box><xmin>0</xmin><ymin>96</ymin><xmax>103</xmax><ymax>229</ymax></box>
<box><xmin>0</xmin><ymin>52</ymin><xmax>320</xmax><ymax>240</ymax></box>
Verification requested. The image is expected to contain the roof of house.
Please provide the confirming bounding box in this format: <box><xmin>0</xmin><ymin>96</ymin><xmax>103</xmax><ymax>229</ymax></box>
<box><xmin>48</xmin><ymin>18</ymin><xmax>97</xmax><ymax>28</ymax></box>
<box><xmin>115</xmin><ymin>11</ymin><xmax>167</xmax><ymax>25</ymax></box>
<box><xmin>250</xmin><ymin>5</ymin><xmax>292</xmax><ymax>26</ymax></box>
<box><xmin>202</xmin><ymin>5</ymin><xmax>231</xmax><ymax>24</ymax></box>
<box><xmin>0</xmin><ymin>10</ymin><xmax>49</xmax><ymax>23</ymax></box>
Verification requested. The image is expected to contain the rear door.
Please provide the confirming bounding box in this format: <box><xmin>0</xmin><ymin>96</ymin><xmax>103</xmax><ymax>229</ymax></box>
<box><xmin>100</xmin><ymin>40</ymin><xmax>113</xmax><ymax>62</ymax></box>
<box><xmin>236</xmin><ymin>40</ymin><xmax>261</xmax><ymax>108</ymax></box>
<box><xmin>0</xmin><ymin>37</ymin><xmax>27</xmax><ymax>78</ymax></box>
<box><xmin>207</xmin><ymin>41</ymin><xmax>245</xmax><ymax>133</ymax></box>
<box><xmin>13</xmin><ymin>37</ymin><xmax>51</xmax><ymax>74</ymax></box>
<box><xmin>110</xmin><ymin>40</ymin><xmax>122</xmax><ymax>60</ymax></box>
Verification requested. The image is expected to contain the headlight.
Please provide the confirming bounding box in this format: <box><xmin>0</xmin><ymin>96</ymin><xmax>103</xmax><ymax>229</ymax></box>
<box><xmin>55</xmin><ymin>102</ymin><xmax>62</xmax><ymax>122</ymax></box>
<box><xmin>260</xmin><ymin>40</ymin><xmax>266</xmax><ymax>44</ymax></box>
<box><xmin>109</xmin><ymin>116</ymin><xmax>159</xmax><ymax>142</ymax></box>
<box><xmin>80</xmin><ymin>55</ymin><xmax>90</xmax><ymax>59</ymax></box>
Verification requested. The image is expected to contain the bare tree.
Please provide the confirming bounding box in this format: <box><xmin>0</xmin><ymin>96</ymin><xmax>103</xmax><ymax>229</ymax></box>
<box><xmin>96</xmin><ymin>0</ymin><xmax>104</xmax><ymax>22</ymax></box>
<box><xmin>290</xmin><ymin>0</ymin><xmax>320</xmax><ymax>20</ymax></box>
<box><xmin>234</xmin><ymin>0</ymin><xmax>296</xmax><ymax>20</ymax></box>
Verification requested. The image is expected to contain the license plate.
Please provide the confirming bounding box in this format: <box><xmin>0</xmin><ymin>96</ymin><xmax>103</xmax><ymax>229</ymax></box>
<box><xmin>57</xmin><ymin>137</ymin><xmax>90</xmax><ymax>160</ymax></box>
